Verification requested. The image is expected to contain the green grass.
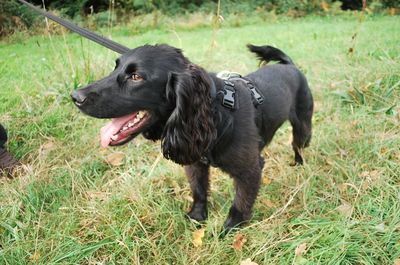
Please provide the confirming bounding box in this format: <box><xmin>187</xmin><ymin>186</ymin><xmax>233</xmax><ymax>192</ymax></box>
<box><xmin>0</xmin><ymin>14</ymin><xmax>399</xmax><ymax>264</ymax></box>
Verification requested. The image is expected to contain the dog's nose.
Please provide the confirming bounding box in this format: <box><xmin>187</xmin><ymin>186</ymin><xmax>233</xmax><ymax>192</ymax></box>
<box><xmin>71</xmin><ymin>90</ymin><xmax>87</xmax><ymax>106</ymax></box>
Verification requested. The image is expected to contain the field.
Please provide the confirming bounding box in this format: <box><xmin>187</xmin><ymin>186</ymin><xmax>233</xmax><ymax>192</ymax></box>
<box><xmin>0</xmin><ymin>14</ymin><xmax>399</xmax><ymax>264</ymax></box>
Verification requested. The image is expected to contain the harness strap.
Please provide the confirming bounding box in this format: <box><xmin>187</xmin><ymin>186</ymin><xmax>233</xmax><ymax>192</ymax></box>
<box><xmin>216</xmin><ymin>71</ymin><xmax>264</xmax><ymax>108</ymax></box>
<box><xmin>229</xmin><ymin>77</ymin><xmax>264</xmax><ymax>106</ymax></box>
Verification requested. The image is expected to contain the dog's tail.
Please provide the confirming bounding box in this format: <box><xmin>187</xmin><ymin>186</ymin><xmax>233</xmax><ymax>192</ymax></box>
<box><xmin>247</xmin><ymin>44</ymin><xmax>294</xmax><ymax>65</ymax></box>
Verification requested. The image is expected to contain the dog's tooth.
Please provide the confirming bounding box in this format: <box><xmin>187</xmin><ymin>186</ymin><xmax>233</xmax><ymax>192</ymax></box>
<box><xmin>137</xmin><ymin>111</ymin><xmax>144</xmax><ymax>119</ymax></box>
<box><xmin>134</xmin><ymin>118</ymin><xmax>140</xmax><ymax>124</ymax></box>
<box><xmin>128</xmin><ymin>122</ymin><xmax>134</xmax><ymax>127</ymax></box>
<box><xmin>111</xmin><ymin>135</ymin><xmax>118</xmax><ymax>141</ymax></box>
<box><xmin>122</xmin><ymin>126</ymin><xmax>128</xmax><ymax>131</ymax></box>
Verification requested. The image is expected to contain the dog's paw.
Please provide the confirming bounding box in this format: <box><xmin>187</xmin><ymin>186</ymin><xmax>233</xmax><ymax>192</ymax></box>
<box><xmin>290</xmin><ymin>158</ymin><xmax>304</xmax><ymax>166</ymax></box>
<box><xmin>220</xmin><ymin>218</ymin><xmax>245</xmax><ymax>238</ymax></box>
<box><xmin>221</xmin><ymin>206</ymin><xmax>247</xmax><ymax>236</ymax></box>
<box><xmin>187</xmin><ymin>203</ymin><xmax>208</xmax><ymax>222</ymax></box>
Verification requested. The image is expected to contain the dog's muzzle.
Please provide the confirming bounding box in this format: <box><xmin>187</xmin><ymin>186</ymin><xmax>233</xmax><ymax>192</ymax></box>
<box><xmin>71</xmin><ymin>90</ymin><xmax>87</xmax><ymax>107</ymax></box>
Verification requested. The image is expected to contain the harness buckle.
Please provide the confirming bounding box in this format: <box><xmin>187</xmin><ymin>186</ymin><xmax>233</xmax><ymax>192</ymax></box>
<box><xmin>222</xmin><ymin>81</ymin><xmax>235</xmax><ymax>109</ymax></box>
<box><xmin>248</xmin><ymin>85</ymin><xmax>264</xmax><ymax>104</ymax></box>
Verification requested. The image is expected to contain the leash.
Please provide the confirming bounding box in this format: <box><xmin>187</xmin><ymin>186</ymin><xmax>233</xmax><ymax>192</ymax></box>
<box><xmin>17</xmin><ymin>0</ymin><xmax>130</xmax><ymax>54</ymax></box>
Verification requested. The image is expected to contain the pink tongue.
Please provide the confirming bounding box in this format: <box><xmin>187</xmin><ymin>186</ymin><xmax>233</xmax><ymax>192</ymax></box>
<box><xmin>100</xmin><ymin>112</ymin><xmax>138</xmax><ymax>147</ymax></box>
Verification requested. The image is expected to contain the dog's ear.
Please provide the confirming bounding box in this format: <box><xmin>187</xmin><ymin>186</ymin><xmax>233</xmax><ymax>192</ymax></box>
<box><xmin>162</xmin><ymin>65</ymin><xmax>217</xmax><ymax>165</ymax></box>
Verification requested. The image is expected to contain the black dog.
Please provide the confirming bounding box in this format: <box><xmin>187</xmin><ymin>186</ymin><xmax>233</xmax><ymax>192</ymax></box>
<box><xmin>71</xmin><ymin>44</ymin><xmax>313</xmax><ymax>232</ymax></box>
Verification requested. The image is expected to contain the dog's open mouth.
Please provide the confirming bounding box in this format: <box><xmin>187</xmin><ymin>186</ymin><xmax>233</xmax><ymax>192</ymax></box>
<box><xmin>100</xmin><ymin>111</ymin><xmax>150</xmax><ymax>147</ymax></box>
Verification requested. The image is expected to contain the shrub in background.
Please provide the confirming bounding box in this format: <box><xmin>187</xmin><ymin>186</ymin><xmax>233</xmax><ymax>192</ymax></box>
<box><xmin>1</xmin><ymin>0</ymin><xmax>398</xmax><ymax>37</ymax></box>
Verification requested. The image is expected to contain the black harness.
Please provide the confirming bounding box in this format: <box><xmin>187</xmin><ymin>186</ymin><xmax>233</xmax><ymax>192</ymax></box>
<box><xmin>218</xmin><ymin>73</ymin><xmax>264</xmax><ymax>109</ymax></box>
<box><xmin>201</xmin><ymin>74</ymin><xmax>264</xmax><ymax>166</ymax></box>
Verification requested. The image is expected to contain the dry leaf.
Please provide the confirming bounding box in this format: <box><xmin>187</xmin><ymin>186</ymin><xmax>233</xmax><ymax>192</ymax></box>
<box><xmin>261</xmin><ymin>198</ymin><xmax>276</xmax><ymax>208</ymax></box>
<box><xmin>337</xmin><ymin>202</ymin><xmax>354</xmax><ymax>218</ymax></box>
<box><xmin>362</xmin><ymin>180</ymin><xmax>370</xmax><ymax>190</ymax></box>
<box><xmin>337</xmin><ymin>183</ymin><xmax>347</xmax><ymax>193</ymax></box>
<box><xmin>30</xmin><ymin>252</ymin><xmax>40</xmax><ymax>262</ymax></box>
<box><xmin>262</xmin><ymin>177</ymin><xmax>272</xmax><ymax>185</ymax></box>
<box><xmin>339</xmin><ymin>148</ymin><xmax>347</xmax><ymax>157</ymax></box>
<box><xmin>233</xmin><ymin>233</ymin><xmax>247</xmax><ymax>251</ymax></box>
<box><xmin>360</xmin><ymin>170</ymin><xmax>379</xmax><ymax>179</ymax></box>
<box><xmin>192</xmin><ymin>228</ymin><xmax>205</xmax><ymax>247</ymax></box>
<box><xmin>106</xmin><ymin>152</ymin><xmax>126</xmax><ymax>166</ymax></box>
<box><xmin>394</xmin><ymin>258</ymin><xmax>400</xmax><ymax>265</ymax></box>
<box><xmin>240</xmin><ymin>258</ymin><xmax>258</xmax><ymax>265</ymax></box>
<box><xmin>295</xmin><ymin>243</ymin><xmax>307</xmax><ymax>256</ymax></box>
<box><xmin>42</xmin><ymin>141</ymin><xmax>56</xmax><ymax>151</ymax></box>
<box><xmin>39</xmin><ymin>140</ymin><xmax>56</xmax><ymax>157</ymax></box>
<box><xmin>375</xmin><ymin>222</ymin><xmax>385</xmax><ymax>233</ymax></box>
<box><xmin>87</xmin><ymin>191</ymin><xmax>110</xmax><ymax>201</ymax></box>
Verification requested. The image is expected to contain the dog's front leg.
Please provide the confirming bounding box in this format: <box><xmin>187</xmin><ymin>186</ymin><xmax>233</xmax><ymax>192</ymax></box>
<box><xmin>223</xmin><ymin>165</ymin><xmax>261</xmax><ymax>233</ymax></box>
<box><xmin>185</xmin><ymin>162</ymin><xmax>210</xmax><ymax>222</ymax></box>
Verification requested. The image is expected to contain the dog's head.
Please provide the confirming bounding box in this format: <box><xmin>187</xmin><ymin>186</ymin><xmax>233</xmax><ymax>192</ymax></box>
<box><xmin>71</xmin><ymin>44</ymin><xmax>216</xmax><ymax>164</ymax></box>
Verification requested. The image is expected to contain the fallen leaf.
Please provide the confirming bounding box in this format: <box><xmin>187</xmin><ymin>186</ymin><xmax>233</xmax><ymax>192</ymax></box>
<box><xmin>192</xmin><ymin>228</ymin><xmax>205</xmax><ymax>247</ymax></box>
<box><xmin>375</xmin><ymin>222</ymin><xmax>385</xmax><ymax>233</ymax></box>
<box><xmin>369</xmin><ymin>170</ymin><xmax>380</xmax><ymax>179</ymax></box>
<box><xmin>30</xmin><ymin>252</ymin><xmax>40</xmax><ymax>262</ymax></box>
<box><xmin>183</xmin><ymin>194</ymin><xmax>194</xmax><ymax>202</ymax></box>
<box><xmin>362</xmin><ymin>180</ymin><xmax>370</xmax><ymax>190</ymax></box>
<box><xmin>295</xmin><ymin>243</ymin><xmax>307</xmax><ymax>256</ymax></box>
<box><xmin>339</xmin><ymin>148</ymin><xmax>347</xmax><ymax>157</ymax></box>
<box><xmin>360</xmin><ymin>170</ymin><xmax>380</xmax><ymax>179</ymax></box>
<box><xmin>233</xmin><ymin>233</ymin><xmax>247</xmax><ymax>251</ymax></box>
<box><xmin>42</xmin><ymin>141</ymin><xmax>56</xmax><ymax>151</ymax></box>
<box><xmin>262</xmin><ymin>177</ymin><xmax>272</xmax><ymax>185</ymax></box>
<box><xmin>380</xmin><ymin>147</ymin><xmax>389</xmax><ymax>155</ymax></box>
<box><xmin>337</xmin><ymin>202</ymin><xmax>354</xmax><ymax>218</ymax></box>
<box><xmin>394</xmin><ymin>258</ymin><xmax>400</xmax><ymax>265</ymax></box>
<box><xmin>337</xmin><ymin>183</ymin><xmax>347</xmax><ymax>193</ymax></box>
<box><xmin>87</xmin><ymin>191</ymin><xmax>110</xmax><ymax>201</ymax></box>
<box><xmin>261</xmin><ymin>198</ymin><xmax>277</xmax><ymax>208</ymax></box>
<box><xmin>39</xmin><ymin>140</ymin><xmax>56</xmax><ymax>157</ymax></box>
<box><xmin>105</xmin><ymin>152</ymin><xmax>126</xmax><ymax>166</ymax></box>
<box><xmin>240</xmin><ymin>258</ymin><xmax>258</xmax><ymax>265</ymax></box>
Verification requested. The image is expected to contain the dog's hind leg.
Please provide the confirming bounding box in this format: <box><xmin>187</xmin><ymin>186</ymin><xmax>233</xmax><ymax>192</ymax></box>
<box><xmin>290</xmin><ymin>115</ymin><xmax>313</xmax><ymax>165</ymax></box>
<box><xmin>290</xmin><ymin>90</ymin><xmax>313</xmax><ymax>165</ymax></box>
<box><xmin>185</xmin><ymin>162</ymin><xmax>210</xmax><ymax>222</ymax></box>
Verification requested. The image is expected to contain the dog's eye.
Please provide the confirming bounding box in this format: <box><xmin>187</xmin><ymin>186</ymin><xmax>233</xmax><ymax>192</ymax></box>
<box><xmin>130</xmin><ymin>73</ymin><xmax>143</xmax><ymax>82</ymax></box>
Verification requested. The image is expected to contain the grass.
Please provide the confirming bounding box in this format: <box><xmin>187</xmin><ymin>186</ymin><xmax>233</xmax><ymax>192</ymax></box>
<box><xmin>0</xmin><ymin>13</ymin><xmax>399</xmax><ymax>264</ymax></box>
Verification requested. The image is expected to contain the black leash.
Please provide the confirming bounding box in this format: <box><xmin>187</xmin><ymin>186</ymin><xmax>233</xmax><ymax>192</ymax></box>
<box><xmin>17</xmin><ymin>0</ymin><xmax>130</xmax><ymax>54</ymax></box>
